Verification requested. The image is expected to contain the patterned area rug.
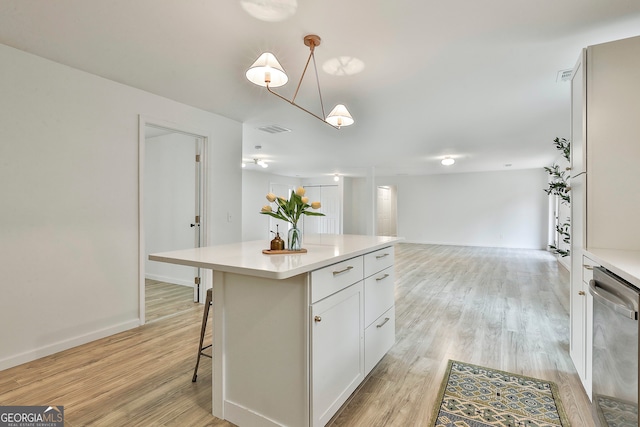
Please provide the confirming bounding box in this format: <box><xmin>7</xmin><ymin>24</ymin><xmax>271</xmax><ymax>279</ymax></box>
<box><xmin>430</xmin><ymin>360</ymin><xmax>570</xmax><ymax>427</ymax></box>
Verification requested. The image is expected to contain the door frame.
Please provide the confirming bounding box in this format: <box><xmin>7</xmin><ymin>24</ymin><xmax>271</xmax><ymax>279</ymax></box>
<box><xmin>138</xmin><ymin>115</ymin><xmax>210</xmax><ymax>325</ymax></box>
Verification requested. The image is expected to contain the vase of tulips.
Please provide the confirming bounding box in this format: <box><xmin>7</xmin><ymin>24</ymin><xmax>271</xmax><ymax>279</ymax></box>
<box><xmin>260</xmin><ymin>187</ymin><xmax>325</xmax><ymax>251</ymax></box>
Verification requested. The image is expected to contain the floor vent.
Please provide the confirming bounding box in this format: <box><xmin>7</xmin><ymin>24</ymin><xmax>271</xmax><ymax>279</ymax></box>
<box><xmin>258</xmin><ymin>125</ymin><xmax>291</xmax><ymax>134</ymax></box>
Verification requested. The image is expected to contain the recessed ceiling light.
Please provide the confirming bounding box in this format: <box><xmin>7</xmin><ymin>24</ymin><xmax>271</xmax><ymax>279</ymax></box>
<box><xmin>441</xmin><ymin>157</ymin><xmax>455</xmax><ymax>166</ymax></box>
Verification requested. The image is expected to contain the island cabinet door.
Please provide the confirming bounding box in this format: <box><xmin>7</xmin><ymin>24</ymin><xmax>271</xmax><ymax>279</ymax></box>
<box><xmin>310</xmin><ymin>281</ymin><xmax>364</xmax><ymax>427</ymax></box>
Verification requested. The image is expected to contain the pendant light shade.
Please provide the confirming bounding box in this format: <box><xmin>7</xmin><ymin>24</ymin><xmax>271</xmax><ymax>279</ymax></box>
<box><xmin>245</xmin><ymin>35</ymin><xmax>354</xmax><ymax>130</ymax></box>
<box><xmin>325</xmin><ymin>104</ymin><xmax>354</xmax><ymax>128</ymax></box>
<box><xmin>246</xmin><ymin>52</ymin><xmax>288</xmax><ymax>88</ymax></box>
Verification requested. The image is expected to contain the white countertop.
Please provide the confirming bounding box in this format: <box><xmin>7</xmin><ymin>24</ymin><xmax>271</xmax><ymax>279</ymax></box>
<box><xmin>149</xmin><ymin>234</ymin><xmax>402</xmax><ymax>280</ymax></box>
<box><xmin>584</xmin><ymin>248</ymin><xmax>640</xmax><ymax>288</ymax></box>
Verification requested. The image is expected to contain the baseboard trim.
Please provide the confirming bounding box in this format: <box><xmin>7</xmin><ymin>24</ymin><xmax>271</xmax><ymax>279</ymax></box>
<box><xmin>0</xmin><ymin>318</ymin><xmax>140</xmax><ymax>371</ymax></box>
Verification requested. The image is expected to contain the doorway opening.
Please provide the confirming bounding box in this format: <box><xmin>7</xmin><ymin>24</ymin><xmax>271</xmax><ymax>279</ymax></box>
<box><xmin>376</xmin><ymin>185</ymin><xmax>398</xmax><ymax>237</ymax></box>
<box><xmin>139</xmin><ymin>117</ymin><xmax>208</xmax><ymax>324</ymax></box>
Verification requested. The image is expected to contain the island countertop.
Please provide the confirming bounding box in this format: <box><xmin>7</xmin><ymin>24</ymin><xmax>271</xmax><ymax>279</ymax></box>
<box><xmin>149</xmin><ymin>234</ymin><xmax>402</xmax><ymax>280</ymax></box>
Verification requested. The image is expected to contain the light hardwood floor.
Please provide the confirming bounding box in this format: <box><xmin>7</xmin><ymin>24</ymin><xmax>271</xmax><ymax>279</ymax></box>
<box><xmin>0</xmin><ymin>244</ymin><xmax>593</xmax><ymax>426</ymax></box>
<box><xmin>145</xmin><ymin>279</ymin><xmax>196</xmax><ymax>323</ymax></box>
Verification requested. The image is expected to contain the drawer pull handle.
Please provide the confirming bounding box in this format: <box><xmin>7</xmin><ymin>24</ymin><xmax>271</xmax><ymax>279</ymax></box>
<box><xmin>578</xmin><ymin>291</ymin><xmax>585</xmax><ymax>296</ymax></box>
<box><xmin>332</xmin><ymin>266</ymin><xmax>354</xmax><ymax>276</ymax></box>
<box><xmin>376</xmin><ymin>253</ymin><xmax>389</xmax><ymax>259</ymax></box>
<box><xmin>584</xmin><ymin>265</ymin><xmax>594</xmax><ymax>270</ymax></box>
<box><xmin>376</xmin><ymin>274</ymin><xmax>390</xmax><ymax>281</ymax></box>
<box><xmin>314</xmin><ymin>316</ymin><xmax>322</xmax><ymax>322</ymax></box>
<box><xmin>376</xmin><ymin>317</ymin><xmax>390</xmax><ymax>328</ymax></box>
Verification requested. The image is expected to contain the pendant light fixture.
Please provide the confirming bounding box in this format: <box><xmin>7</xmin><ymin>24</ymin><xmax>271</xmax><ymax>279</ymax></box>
<box><xmin>246</xmin><ymin>34</ymin><xmax>354</xmax><ymax>129</ymax></box>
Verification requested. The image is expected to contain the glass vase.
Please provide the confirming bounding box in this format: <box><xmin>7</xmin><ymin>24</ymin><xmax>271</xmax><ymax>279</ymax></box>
<box><xmin>288</xmin><ymin>226</ymin><xmax>302</xmax><ymax>251</ymax></box>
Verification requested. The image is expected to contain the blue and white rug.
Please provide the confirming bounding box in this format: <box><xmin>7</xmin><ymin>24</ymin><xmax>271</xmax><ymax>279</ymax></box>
<box><xmin>431</xmin><ymin>360</ymin><xmax>569</xmax><ymax>427</ymax></box>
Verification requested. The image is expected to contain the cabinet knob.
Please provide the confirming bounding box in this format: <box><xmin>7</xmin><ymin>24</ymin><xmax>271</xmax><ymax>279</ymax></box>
<box><xmin>578</xmin><ymin>291</ymin><xmax>586</xmax><ymax>296</ymax></box>
<box><xmin>314</xmin><ymin>316</ymin><xmax>322</xmax><ymax>322</ymax></box>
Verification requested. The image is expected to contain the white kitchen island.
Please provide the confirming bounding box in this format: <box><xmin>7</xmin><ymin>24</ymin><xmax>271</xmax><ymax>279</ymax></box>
<box><xmin>149</xmin><ymin>234</ymin><xmax>401</xmax><ymax>427</ymax></box>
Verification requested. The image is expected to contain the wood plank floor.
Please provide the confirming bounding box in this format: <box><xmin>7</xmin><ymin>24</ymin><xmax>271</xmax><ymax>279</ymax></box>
<box><xmin>145</xmin><ymin>279</ymin><xmax>196</xmax><ymax>323</ymax></box>
<box><xmin>0</xmin><ymin>244</ymin><xmax>593</xmax><ymax>426</ymax></box>
<box><xmin>330</xmin><ymin>243</ymin><xmax>592</xmax><ymax>426</ymax></box>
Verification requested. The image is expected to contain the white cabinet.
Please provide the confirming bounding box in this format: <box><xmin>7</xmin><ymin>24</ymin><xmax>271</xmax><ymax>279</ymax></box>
<box><xmin>585</xmin><ymin>36</ymin><xmax>640</xmax><ymax>251</ymax></box>
<box><xmin>569</xmin><ymin>49</ymin><xmax>588</xmax><ymax>396</ymax></box>
<box><xmin>570</xmin><ymin>254</ymin><xmax>596</xmax><ymax>399</ymax></box>
<box><xmin>311</xmin><ymin>282</ymin><xmax>364</xmax><ymax>427</ymax></box>
<box><xmin>582</xmin><ymin>257</ymin><xmax>595</xmax><ymax>400</ymax></box>
<box><xmin>311</xmin><ymin>257</ymin><xmax>364</xmax><ymax>303</ymax></box>
<box><xmin>363</xmin><ymin>247</ymin><xmax>396</xmax><ymax>375</ymax></box>
<box><xmin>569</xmin><ymin>35</ymin><xmax>640</xmax><ymax>400</ymax></box>
<box><xmin>310</xmin><ymin>246</ymin><xmax>396</xmax><ymax>427</ymax></box>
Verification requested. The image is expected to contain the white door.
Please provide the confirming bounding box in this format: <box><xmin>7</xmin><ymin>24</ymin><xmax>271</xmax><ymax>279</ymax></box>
<box><xmin>304</xmin><ymin>185</ymin><xmax>341</xmax><ymax>234</ymax></box>
<box><xmin>144</xmin><ymin>126</ymin><xmax>204</xmax><ymax>302</ymax></box>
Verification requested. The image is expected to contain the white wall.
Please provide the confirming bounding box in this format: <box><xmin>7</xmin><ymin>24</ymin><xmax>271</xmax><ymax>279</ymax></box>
<box><xmin>375</xmin><ymin>169</ymin><xmax>549</xmax><ymax>249</ymax></box>
<box><xmin>0</xmin><ymin>43</ymin><xmax>242</xmax><ymax>369</ymax></box>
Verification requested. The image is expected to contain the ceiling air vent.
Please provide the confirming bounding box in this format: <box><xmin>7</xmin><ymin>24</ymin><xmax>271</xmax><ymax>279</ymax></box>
<box><xmin>556</xmin><ymin>69</ymin><xmax>573</xmax><ymax>83</ymax></box>
<box><xmin>257</xmin><ymin>125</ymin><xmax>291</xmax><ymax>134</ymax></box>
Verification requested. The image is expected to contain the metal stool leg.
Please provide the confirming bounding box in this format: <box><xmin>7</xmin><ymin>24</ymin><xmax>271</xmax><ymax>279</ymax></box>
<box><xmin>192</xmin><ymin>288</ymin><xmax>213</xmax><ymax>382</ymax></box>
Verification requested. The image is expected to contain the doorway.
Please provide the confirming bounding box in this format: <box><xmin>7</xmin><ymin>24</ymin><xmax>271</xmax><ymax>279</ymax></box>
<box><xmin>139</xmin><ymin>118</ymin><xmax>208</xmax><ymax>324</ymax></box>
<box><xmin>376</xmin><ymin>185</ymin><xmax>398</xmax><ymax>237</ymax></box>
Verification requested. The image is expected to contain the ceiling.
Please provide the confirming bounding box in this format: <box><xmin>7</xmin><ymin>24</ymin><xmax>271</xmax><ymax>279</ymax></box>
<box><xmin>1</xmin><ymin>1</ymin><xmax>640</xmax><ymax>178</ymax></box>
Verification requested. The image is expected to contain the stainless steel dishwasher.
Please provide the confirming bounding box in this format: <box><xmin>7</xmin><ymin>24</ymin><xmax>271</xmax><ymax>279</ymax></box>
<box><xmin>590</xmin><ymin>266</ymin><xmax>639</xmax><ymax>427</ymax></box>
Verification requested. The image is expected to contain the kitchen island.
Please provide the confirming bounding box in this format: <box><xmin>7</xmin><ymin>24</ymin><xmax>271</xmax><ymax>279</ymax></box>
<box><xmin>149</xmin><ymin>234</ymin><xmax>401</xmax><ymax>427</ymax></box>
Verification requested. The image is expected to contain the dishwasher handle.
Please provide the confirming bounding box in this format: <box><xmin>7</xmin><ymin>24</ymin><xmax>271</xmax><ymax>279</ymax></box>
<box><xmin>589</xmin><ymin>279</ymin><xmax>638</xmax><ymax>320</ymax></box>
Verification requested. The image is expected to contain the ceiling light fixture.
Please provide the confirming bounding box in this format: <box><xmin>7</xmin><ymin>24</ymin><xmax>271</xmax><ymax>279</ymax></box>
<box><xmin>243</xmin><ymin>158</ymin><xmax>269</xmax><ymax>169</ymax></box>
<box><xmin>246</xmin><ymin>34</ymin><xmax>354</xmax><ymax>129</ymax></box>
<box><xmin>441</xmin><ymin>157</ymin><xmax>455</xmax><ymax>166</ymax></box>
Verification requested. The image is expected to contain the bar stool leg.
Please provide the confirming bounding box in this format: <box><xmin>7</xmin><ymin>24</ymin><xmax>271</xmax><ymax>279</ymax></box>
<box><xmin>192</xmin><ymin>288</ymin><xmax>213</xmax><ymax>382</ymax></box>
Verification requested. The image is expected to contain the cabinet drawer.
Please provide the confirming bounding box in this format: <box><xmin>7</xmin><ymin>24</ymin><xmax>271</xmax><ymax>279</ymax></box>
<box><xmin>311</xmin><ymin>256</ymin><xmax>364</xmax><ymax>303</ymax></box>
<box><xmin>364</xmin><ymin>246</ymin><xmax>394</xmax><ymax>278</ymax></box>
<box><xmin>364</xmin><ymin>306</ymin><xmax>395</xmax><ymax>375</ymax></box>
<box><xmin>364</xmin><ymin>267</ymin><xmax>395</xmax><ymax>327</ymax></box>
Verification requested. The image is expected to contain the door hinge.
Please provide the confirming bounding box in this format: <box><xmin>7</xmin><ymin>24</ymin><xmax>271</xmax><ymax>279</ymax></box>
<box><xmin>195</xmin><ymin>277</ymin><xmax>201</xmax><ymax>285</ymax></box>
<box><xmin>195</xmin><ymin>154</ymin><xmax>201</xmax><ymax>162</ymax></box>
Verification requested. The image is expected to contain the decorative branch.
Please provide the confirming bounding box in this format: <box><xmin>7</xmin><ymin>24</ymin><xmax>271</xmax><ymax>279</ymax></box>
<box><xmin>552</xmin><ymin>137</ymin><xmax>570</xmax><ymax>163</ymax></box>
<box><xmin>544</xmin><ymin>138</ymin><xmax>571</xmax><ymax>257</ymax></box>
